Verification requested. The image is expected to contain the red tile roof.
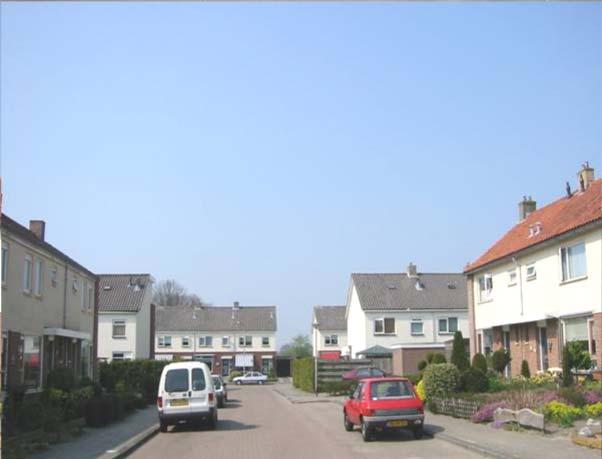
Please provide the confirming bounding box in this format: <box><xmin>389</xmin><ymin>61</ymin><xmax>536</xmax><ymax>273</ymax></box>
<box><xmin>465</xmin><ymin>179</ymin><xmax>602</xmax><ymax>273</ymax></box>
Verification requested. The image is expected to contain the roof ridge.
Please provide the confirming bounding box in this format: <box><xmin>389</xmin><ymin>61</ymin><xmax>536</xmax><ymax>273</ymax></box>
<box><xmin>98</xmin><ymin>273</ymin><xmax>151</xmax><ymax>277</ymax></box>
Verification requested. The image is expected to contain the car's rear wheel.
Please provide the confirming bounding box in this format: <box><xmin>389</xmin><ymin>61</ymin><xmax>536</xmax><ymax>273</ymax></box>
<box><xmin>258</xmin><ymin>380</ymin><xmax>264</xmax><ymax>385</ymax></box>
<box><xmin>361</xmin><ymin>419</ymin><xmax>372</xmax><ymax>442</ymax></box>
<box><xmin>159</xmin><ymin>420</ymin><xmax>168</xmax><ymax>433</ymax></box>
<box><xmin>236</xmin><ymin>380</ymin><xmax>242</xmax><ymax>385</ymax></box>
<box><xmin>343</xmin><ymin>412</ymin><xmax>354</xmax><ymax>432</ymax></box>
<box><xmin>413</xmin><ymin>426</ymin><xmax>423</xmax><ymax>439</ymax></box>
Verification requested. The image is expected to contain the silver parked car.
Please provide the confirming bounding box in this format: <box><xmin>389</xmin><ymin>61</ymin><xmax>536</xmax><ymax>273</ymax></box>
<box><xmin>212</xmin><ymin>375</ymin><xmax>227</xmax><ymax>408</ymax></box>
<box><xmin>232</xmin><ymin>371</ymin><xmax>268</xmax><ymax>385</ymax></box>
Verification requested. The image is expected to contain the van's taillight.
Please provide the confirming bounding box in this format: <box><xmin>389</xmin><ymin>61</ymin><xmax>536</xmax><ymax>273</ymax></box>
<box><xmin>157</xmin><ymin>396</ymin><xmax>163</xmax><ymax>408</ymax></box>
<box><xmin>208</xmin><ymin>393</ymin><xmax>214</xmax><ymax>402</ymax></box>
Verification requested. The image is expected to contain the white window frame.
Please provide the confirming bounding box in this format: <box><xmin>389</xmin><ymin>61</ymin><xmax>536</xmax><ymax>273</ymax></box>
<box><xmin>507</xmin><ymin>269</ymin><xmax>517</xmax><ymax>286</ymax></box>
<box><xmin>1</xmin><ymin>242</ymin><xmax>8</xmax><ymax>285</ymax></box>
<box><xmin>158</xmin><ymin>335</ymin><xmax>172</xmax><ymax>348</ymax></box>
<box><xmin>324</xmin><ymin>334</ymin><xmax>339</xmax><ymax>346</ymax></box>
<box><xmin>526</xmin><ymin>263</ymin><xmax>537</xmax><ymax>281</ymax></box>
<box><xmin>23</xmin><ymin>254</ymin><xmax>33</xmax><ymax>293</ymax></box>
<box><xmin>410</xmin><ymin>319</ymin><xmax>424</xmax><ymax>336</ymax></box>
<box><xmin>374</xmin><ymin>317</ymin><xmax>396</xmax><ymax>335</ymax></box>
<box><xmin>560</xmin><ymin>241</ymin><xmax>587</xmax><ymax>282</ymax></box>
<box><xmin>112</xmin><ymin>352</ymin><xmax>126</xmax><ymax>361</ymax></box>
<box><xmin>478</xmin><ymin>273</ymin><xmax>493</xmax><ymax>301</ymax></box>
<box><xmin>72</xmin><ymin>276</ymin><xmax>79</xmax><ymax>293</ymax></box>
<box><xmin>112</xmin><ymin>320</ymin><xmax>126</xmax><ymax>338</ymax></box>
<box><xmin>239</xmin><ymin>336</ymin><xmax>252</xmax><ymax>347</ymax></box>
<box><xmin>438</xmin><ymin>317</ymin><xmax>458</xmax><ymax>335</ymax></box>
<box><xmin>261</xmin><ymin>336</ymin><xmax>270</xmax><ymax>347</ymax></box>
<box><xmin>199</xmin><ymin>336</ymin><xmax>213</xmax><ymax>347</ymax></box>
<box><xmin>182</xmin><ymin>336</ymin><xmax>191</xmax><ymax>348</ymax></box>
<box><xmin>222</xmin><ymin>336</ymin><xmax>230</xmax><ymax>347</ymax></box>
<box><xmin>33</xmin><ymin>258</ymin><xmax>43</xmax><ymax>296</ymax></box>
<box><xmin>50</xmin><ymin>266</ymin><xmax>58</xmax><ymax>288</ymax></box>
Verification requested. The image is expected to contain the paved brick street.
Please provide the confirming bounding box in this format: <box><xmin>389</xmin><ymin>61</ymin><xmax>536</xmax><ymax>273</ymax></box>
<box><xmin>130</xmin><ymin>384</ymin><xmax>482</xmax><ymax>459</ymax></box>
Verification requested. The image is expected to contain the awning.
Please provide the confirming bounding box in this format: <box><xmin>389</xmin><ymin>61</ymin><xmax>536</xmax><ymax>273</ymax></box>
<box><xmin>44</xmin><ymin>327</ymin><xmax>91</xmax><ymax>341</ymax></box>
<box><xmin>261</xmin><ymin>355</ymin><xmax>273</xmax><ymax>359</ymax></box>
<box><xmin>356</xmin><ymin>345</ymin><xmax>393</xmax><ymax>357</ymax></box>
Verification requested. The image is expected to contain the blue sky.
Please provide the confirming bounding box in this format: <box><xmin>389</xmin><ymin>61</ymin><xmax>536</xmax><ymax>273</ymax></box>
<box><xmin>1</xmin><ymin>3</ymin><xmax>600</xmax><ymax>346</ymax></box>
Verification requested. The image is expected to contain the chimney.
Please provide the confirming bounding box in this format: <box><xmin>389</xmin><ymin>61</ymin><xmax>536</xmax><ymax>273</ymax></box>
<box><xmin>406</xmin><ymin>262</ymin><xmax>418</xmax><ymax>278</ymax></box>
<box><xmin>578</xmin><ymin>162</ymin><xmax>595</xmax><ymax>192</ymax></box>
<box><xmin>518</xmin><ymin>196</ymin><xmax>536</xmax><ymax>222</ymax></box>
<box><xmin>29</xmin><ymin>220</ymin><xmax>46</xmax><ymax>241</ymax></box>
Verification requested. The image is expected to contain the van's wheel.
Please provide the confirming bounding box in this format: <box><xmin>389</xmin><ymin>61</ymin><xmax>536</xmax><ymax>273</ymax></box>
<box><xmin>159</xmin><ymin>420</ymin><xmax>168</xmax><ymax>433</ymax></box>
<box><xmin>343</xmin><ymin>412</ymin><xmax>354</xmax><ymax>432</ymax></box>
<box><xmin>413</xmin><ymin>426</ymin><xmax>423</xmax><ymax>439</ymax></box>
<box><xmin>361</xmin><ymin>419</ymin><xmax>372</xmax><ymax>442</ymax></box>
<box><xmin>208</xmin><ymin>409</ymin><xmax>218</xmax><ymax>430</ymax></box>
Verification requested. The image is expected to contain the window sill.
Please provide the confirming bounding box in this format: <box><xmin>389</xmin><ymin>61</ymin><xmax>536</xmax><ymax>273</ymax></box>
<box><xmin>478</xmin><ymin>298</ymin><xmax>493</xmax><ymax>304</ymax></box>
<box><xmin>411</xmin><ymin>333</ymin><xmax>425</xmax><ymax>337</ymax></box>
<box><xmin>438</xmin><ymin>332</ymin><xmax>454</xmax><ymax>336</ymax></box>
<box><xmin>526</xmin><ymin>276</ymin><xmax>537</xmax><ymax>282</ymax></box>
<box><xmin>559</xmin><ymin>275</ymin><xmax>587</xmax><ymax>286</ymax></box>
<box><xmin>373</xmin><ymin>333</ymin><xmax>396</xmax><ymax>336</ymax></box>
<box><xmin>507</xmin><ymin>282</ymin><xmax>517</xmax><ymax>287</ymax></box>
<box><xmin>112</xmin><ymin>336</ymin><xmax>126</xmax><ymax>340</ymax></box>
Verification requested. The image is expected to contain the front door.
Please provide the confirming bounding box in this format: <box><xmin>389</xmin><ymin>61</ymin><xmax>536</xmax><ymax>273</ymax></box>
<box><xmin>539</xmin><ymin>327</ymin><xmax>549</xmax><ymax>371</ymax></box>
<box><xmin>222</xmin><ymin>358</ymin><xmax>231</xmax><ymax>377</ymax></box>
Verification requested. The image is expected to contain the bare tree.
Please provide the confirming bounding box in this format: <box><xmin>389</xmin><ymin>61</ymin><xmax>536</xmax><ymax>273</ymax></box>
<box><xmin>153</xmin><ymin>279</ymin><xmax>207</xmax><ymax>306</ymax></box>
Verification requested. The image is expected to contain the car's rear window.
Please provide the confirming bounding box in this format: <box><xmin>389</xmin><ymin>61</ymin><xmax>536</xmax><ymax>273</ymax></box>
<box><xmin>370</xmin><ymin>380</ymin><xmax>414</xmax><ymax>399</ymax></box>
<box><xmin>192</xmin><ymin>368</ymin><xmax>206</xmax><ymax>391</ymax></box>
<box><xmin>212</xmin><ymin>377</ymin><xmax>222</xmax><ymax>389</ymax></box>
<box><xmin>165</xmin><ymin>369</ymin><xmax>189</xmax><ymax>392</ymax></box>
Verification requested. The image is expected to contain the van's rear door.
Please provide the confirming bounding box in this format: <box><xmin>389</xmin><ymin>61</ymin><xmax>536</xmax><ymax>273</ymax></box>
<box><xmin>163</xmin><ymin>368</ymin><xmax>191</xmax><ymax>416</ymax></box>
<box><xmin>189</xmin><ymin>367</ymin><xmax>209</xmax><ymax>412</ymax></box>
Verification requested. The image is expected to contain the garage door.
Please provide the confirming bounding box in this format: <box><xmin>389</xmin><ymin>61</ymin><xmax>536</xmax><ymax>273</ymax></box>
<box><xmin>319</xmin><ymin>351</ymin><xmax>341</xmax><ymax>360</ymax></box>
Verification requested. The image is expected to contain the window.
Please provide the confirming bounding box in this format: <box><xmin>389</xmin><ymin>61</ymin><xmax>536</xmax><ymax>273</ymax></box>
<box><xmin>50</xmin><ymin>267</ymin><xmax>58</xmax><ymax>288</ymax></box>
<box><xmin>324</xmin><ymin>334</ymin><xmax>338</xmax><ymax>346</ymax></box>
<box><xmin>112</xmin><ymin>320</ymin><xmax>126</xmax><ymax>338</ymax></box>
<box><xmin>222</xmin><ymin>336</ymin><xmax>230</xmax><ymax>347</ymax></box>
<box><xmin>374</xmin><ymin>318</ymin><xmax>395</xmax><ymax>335</ymax></box>
<box><xmin>261</xmin><ymin>358</ymin><xmax>273</xmax><ymax>375</ymax></box>
<box><xmin>158</xmin><ymin>336</ymin><xmax>172</xmax><ymax>347</ymax></box>
<box><xmin>561</xmin><ymin>242</ymin><xmax>587</xmax><ymax>281</ymax></box>
<box><xmin>72</xmin><ymin>276</ymin><xmax>79</xmax><ymax>292</ymax></box>
<box><xmin>478</xmin><ymin>274</ymin><xmax>493</xmax><ymax>301</ymax></box>
<box><xmin>23</xmin><ymin>336</ymin><xmax>41</xmax><ymax>389</ymax></box>
<box><xmin>165</xmin><ymin>369</ymin><xmax>189</xmax><ymax>392</ymax></box>
<box><xmin>81</xmin><ymin>281</ymin><xmax>87</xmax><ymax>310</ymax></box>
<box><xmin>23</xmin><ymin>255</ymin><xmax>32</xmax><ymax>292</ymax></box>
<box><xmin>526</xmin><ymin>263</ymin><xmax>536</xmax><ymax>280</ymax></box>
<box><xmin>112</xmin><ymin>352</ymin><xmax>125</xmax><ymax>361</ymax></box>
<box><xmin>1</xmin><ymin>242</ymin><xmax>8</xmax><ymax>284</ymax></box>
<box><xmin>199</xmin><ymin>336</ymin><xmax>213</xmax><ymax>347</ymax></box>
<box><xmin>482</xmin><ymin>330</ymin><xmax>493</xmax><ymax>355</ymax></box>
<box><xmin>410</xmin><ymin>319</ymin><xmax>423</xmax><ymax>336</ymax></box>
<box><xmin>33</xmin><ymin>258</ymin><xmax>43</xmax><ymax>295</ymax></box>
<box><xmin>239</xmin><ymin>336</ymin><xmax>252</xmax><ymax>347</ymax></box>
<box><xmin>88</xmin><ymin>284</ymin><xmax>94</xmax><ymax>310</ymax></box>
<box><xmin>81</xmin><ymin>340</ymin><xmax>92</xmax><ymax>378</ymax></box>
<box><xmin>438</xmin><ymin>317</ymin><xmax>458</xmax><ymax>334</ymax></box>
<box><xmin>182</xmin><ymin>336</ymin><xmax>191</xmax><ymax>347</ymax></box>
<box><xmin>191</xmin><ymin>368</ymin><xmax>206</xmax><ymax>391</ymax></box>
<box><xmin>262</xmin><ymin>336</ymin><xmax>270</xmax><ymax>347</ymax></box>
<box><xmin>507</xmin><ymin>269</ymin><xmax>517</xmax><ymax>286</ymax></box>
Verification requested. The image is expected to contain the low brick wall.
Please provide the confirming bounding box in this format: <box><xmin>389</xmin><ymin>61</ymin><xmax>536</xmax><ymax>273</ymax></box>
<box><xmin>429</xmin><ymin>397</ymin><xmax>481</xmax><ymax>419</ymax></box>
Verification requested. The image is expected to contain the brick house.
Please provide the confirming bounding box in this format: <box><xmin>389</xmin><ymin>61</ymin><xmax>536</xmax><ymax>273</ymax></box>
<box><xmin>1</xmin><ymin>216</ymin><xmax>97</xmax><ymax>391</ymax></box>
<box><xmin>312</xmin><ymin>305</ymin><xmax>347</xmax><ymax>359</ymax></box>
<box><xmin>154</xmin><ymin>302</ymin><xmax>277</xmax><ymax>377</ymax></box>
<box><xmin>464</xmin><ymin>163</ymin><xmax>601</xmax><ymax>376</ymax></box>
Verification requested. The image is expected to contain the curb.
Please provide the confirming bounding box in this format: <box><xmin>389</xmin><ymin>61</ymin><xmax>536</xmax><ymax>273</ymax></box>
<box><xmin>425</xmin><ymin>428</ymin><xmax>516</xmax><ymax>459</ymax></box>
<box><xmin>96</xmin><ymin>423</ymin><xmax>159</xmax><ymax>459</ymax></box>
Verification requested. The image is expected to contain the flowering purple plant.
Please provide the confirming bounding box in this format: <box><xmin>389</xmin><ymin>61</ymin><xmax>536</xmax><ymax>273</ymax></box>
<box><xmin>583</xmin><ymin>391</ymin><xmax>602</xmax><ymax>405</ymax></box>
<box><xmin>470</xmin><ymin>401</ymin><xmax>510</xmax><ymax>423</ymax></box>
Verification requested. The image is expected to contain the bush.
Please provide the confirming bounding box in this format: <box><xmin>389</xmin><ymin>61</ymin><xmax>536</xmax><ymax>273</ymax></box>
<box><xmin>472</xmin><ymin>353</ymin><xmax>488</xmax><ymax>374</ymax></box>
<box><xmin>417</xmin><ymin>360</ymin><xmax>428</xmax><ymax>372</ymax></box>
<box><xmin>292</xmin><ymin>357</ymin><xmax>314</xmax><ymax>392</ymax></box>
<box><xmin>46</xmin><ymin>367</ymin><xmax>76</xmax><ymax>391</ymax></box>
<box><xmin>559</xmin><ymin>387</ymin><xmax>586</xmax><ymax>408</ymax></box>
<box><xmin>422</xmin><ymin>363</ymin><xmax>460</xmax><ymax>399</ymax></box>
<box><xmin>432</xmin><ymin>353</ymin><xmax>447</xmax><ymax>364</ymax></box>
<box><xmin>460</xmin><ymin>368</ymin><xmax>489</xmax><ymax>393</ymax></box>
<box><xmin>562</xmin><ymin>345</ymin><xmax>572</xmax><ymax>387</ymax></box>
<box><xmin>415</xmin><ymin>380</ymin><xmax>426</xmax><ymax>401</ymax></box>
<box><xmin>521</xmin><ymin>360</ymin><xmax>531</xmax><ymax>379</ymax></box>
<box><xmin>405</xmin><ymin>374</ymin><xmax>421</xmax><ymax>385</ymax></box>
<box><xmin>99</xmin><ymin>359</ymin><xmax>167</xmax><ymax>403</ymax></box>
<box><xmin>543</xmin><ymin>401</ymin><xmax>583</xmax><ymax>427</ymax></box>
<box><xmin>451</xmin><ymin>331</ymin><xmax>469</xmax><ymax>371</ymax></box>
<box><xmin>585</xmin><ymin>402</ymin><xmax>602</xmax><ymax>418</ymax></box>
<box><xmin>567</xmin><ymin>341</ymin><xmax>592</xmax><ymax>370</ymax></box>
<box><xmin>529</xmin><ymin>373</ymin><xmax>555</xmax><ymax>387</ymax></box>
<box><xmin>319</xmin><ymin>380</ymin><xmax>356</xmax><ymax>396</ymax></box>
<box><xmin>229</xmin><ymin>371</ymin><xmax>243</xmax><ymax>382</ymax></box>
<box><xmin>470</xmin><ymin>401</ymin><xmax>509</xmax><ymax>423</ymax></box>
<box><xmin>490</xmin><ymin>349</ymin><xmax>511</xmax><ymax>375</ymax></box>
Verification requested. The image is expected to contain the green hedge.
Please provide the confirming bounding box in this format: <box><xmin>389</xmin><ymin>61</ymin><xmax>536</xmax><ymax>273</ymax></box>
<box><xmin>99</xmin><ymin>359</ymin><xmax>167</xmax><ymax>403</ymax></box>
<box><xmin>318</xmin><ymin>380</ymin><xmax>357</xmax><ymax>396</ymax></box>
<box><xmin>292</xmin><ymin>357</ymin><xmax>314</xmax><ymax>392</ymax></box>
<box><xmin>423</xmin><ymin>363</ymin><xmax>460</xmax><ymax>399</ymax></box>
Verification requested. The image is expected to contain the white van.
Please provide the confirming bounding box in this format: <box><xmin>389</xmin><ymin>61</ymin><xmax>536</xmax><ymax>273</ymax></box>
<box><xmin>157</xmin><ymin>361</ymin><xmax>218</xmax><ymax>432</ymax></box>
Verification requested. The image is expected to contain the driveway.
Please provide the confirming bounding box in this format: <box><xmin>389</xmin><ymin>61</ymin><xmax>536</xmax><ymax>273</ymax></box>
<box><xmin>130</xmin><ymin>384</ymin><xmax>483</xmax><ymax>459</ymax></box>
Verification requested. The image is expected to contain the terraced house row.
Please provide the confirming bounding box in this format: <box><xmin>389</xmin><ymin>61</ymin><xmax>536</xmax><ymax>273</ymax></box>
<box><xmin>313</xmin><ymin>163</ymin><xmax>602</xmax><ymax>378</ymax></box>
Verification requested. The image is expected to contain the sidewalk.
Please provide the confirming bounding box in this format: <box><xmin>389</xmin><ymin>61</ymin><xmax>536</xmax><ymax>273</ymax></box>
<box><xmin>30</xmin><ymin>406</ymin><xmax>158</xmax><ymax>459</ymax></box>
<box><xmin>274</xmin><ymin>382</ymin><xmax>600</xmax><ymax>459</ymax></box>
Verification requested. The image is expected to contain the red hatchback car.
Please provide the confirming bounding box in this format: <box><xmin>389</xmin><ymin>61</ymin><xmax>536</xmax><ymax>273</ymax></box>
<box><xmin>343</xmin><ymin>377</ymin><xmax>425</xmax><ymax>441</ymax></box>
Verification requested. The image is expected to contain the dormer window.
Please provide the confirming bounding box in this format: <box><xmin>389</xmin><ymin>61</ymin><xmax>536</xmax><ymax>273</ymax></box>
<box><xmin>528</xmin><ymin>222</ymin><xmax>542</xmax><ymax>238</ymax></box>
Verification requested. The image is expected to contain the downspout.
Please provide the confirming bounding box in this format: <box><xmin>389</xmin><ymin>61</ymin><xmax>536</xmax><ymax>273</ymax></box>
<box><xmin>512</xmin><ymin>257</ymin><xmax>525</xmax><ymax>364</ymax></box>
<box><xmin>62</xmin><ymin>265</ymin><xmax>68</xmax><ymax>328</ymax></box>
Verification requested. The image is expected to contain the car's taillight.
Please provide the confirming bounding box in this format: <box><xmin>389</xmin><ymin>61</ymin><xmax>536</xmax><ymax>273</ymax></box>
<box><xmin>208</xmin><ymin>393</ymin><xmax>214</xmax><ymax>402</ymax></box>
<box><xmin>157</xmin><ymin>396</ymin><xmax>163</xmax><ymax>408</ymax></box>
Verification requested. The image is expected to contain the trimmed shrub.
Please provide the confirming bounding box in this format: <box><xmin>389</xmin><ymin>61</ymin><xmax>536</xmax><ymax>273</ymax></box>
<box><xmin>417</xmin><ymin>360</ymin><xmax>428</xmax><ymax>372</ymax></box>
<box><xmin>46</xmin><ymin>367</ymin><xmax>76</xmax><ymax>391</ymax></box>
<box><xmin>460</xmin><ymin>368</ymin><xmax>489</xmax><ymax>393</ymax></box>
<box><xmin>567</xmin><ymin>341</ymin><xmax>592</xmax><ymax>370</ymax></box>
<box><xmin>562</xmin><ymin>345</ymin><xmax>572</xmax><ymax>387</ymax></box>
<box><xmin>319</xmin><ymin>380</ymin><xmax>356</xmax><ymax>396</ymax></box>
<box><xmin>292</xmin><ymin>357</ymin><xmax>314</xmax><ymax>392</ymax></box>
<box><xmin>490</xmin><ymin>349</ymin><xmax>511</xmax><ymax>375</ymax></box>
<box><xmin>451</xmin><ymin>331</ymin><xmax>469</xmax><ymax>371</ymax></box>
<box><xmin>423</xmin><ymin>363</ymin><xmax>460</xmax><ymax>399</ymax></box>
<box><xmin>521</xmin><ymin>360</ymin><xmax>531</xmax><ymax>379</ymax></box>
<box><xmin>432</xmin><ymin>353</ymin><xmax>447</xmax><ymax>364</ymax></box>
<box><xmin>471</xmin><ymin>353</ymin><xmax>488</xmax><ymax>374</ymax></box>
